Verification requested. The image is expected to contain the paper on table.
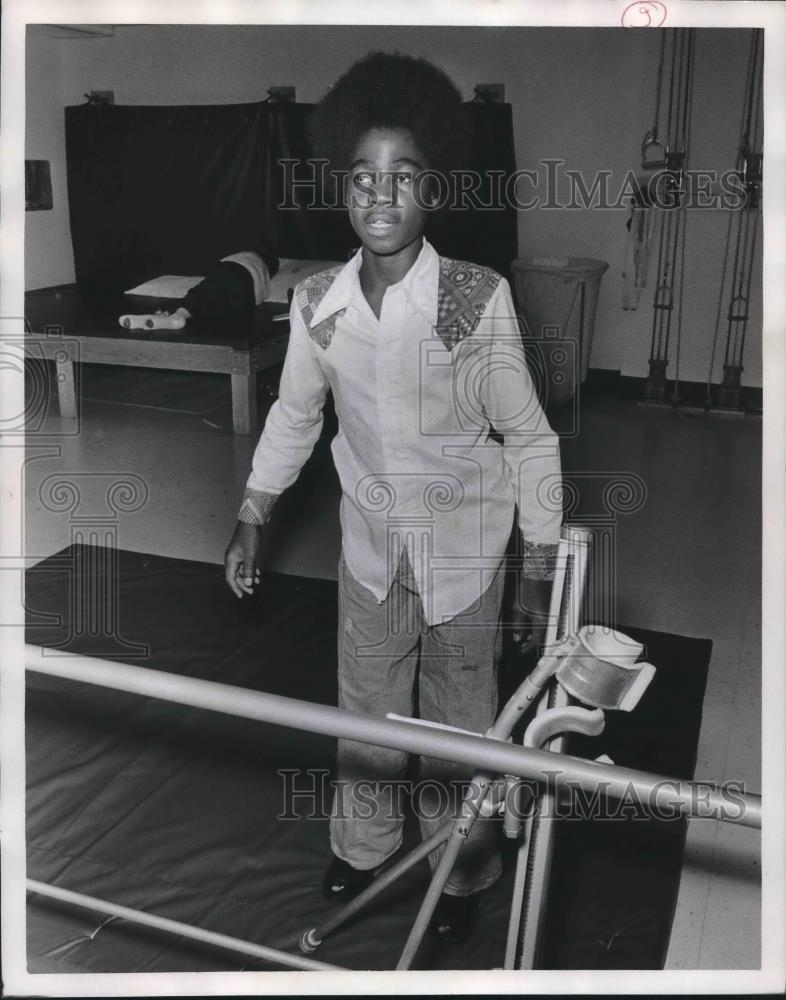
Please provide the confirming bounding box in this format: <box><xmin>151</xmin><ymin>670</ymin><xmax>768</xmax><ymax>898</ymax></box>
<box><xmin>124</xmin><ymin>275</ymin><xmax>205</xmax><ymax>298</ymax></box>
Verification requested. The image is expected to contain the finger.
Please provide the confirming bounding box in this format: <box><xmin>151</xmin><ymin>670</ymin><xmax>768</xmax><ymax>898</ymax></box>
<box><xmin>510</xmin><ymin>616</ymin><xmax>530</xmax><ymax>644</ymax></box>
<box><xmin>518</xmin><ymin>636</ymin><xmax>538</xmax><ymax>657</ymax></box>
<box><xmin>224</xmin><ymin>555</ymin><xmax>243</xmax><ymax>598</ymax></box>
<box><xmin>225</xmin><ymin>570</ymin><xmax>242</xmax><ymax>599</ymax></box>
<box><xmin>520</xmin><ymin>628</ymin><xmax>548</xmax><ymax>658</ymax></box>
<box><xmin>227</xmin><ymin>553</ymin><xmax>257</xmax><ymax>598</ymax></box>
<box><xmin>237</xmin><ymin>560</ymin><xmax>257</xmax><ymax>594</ymax></box>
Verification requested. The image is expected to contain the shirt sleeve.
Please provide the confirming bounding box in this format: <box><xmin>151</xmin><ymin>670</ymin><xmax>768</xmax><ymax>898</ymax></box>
<box><xmin>478</xmin><ymin>278</ymin><xmax>563</xmax><ymax>578</ymax></box>
<box><xmin>239</xmin><ymin>292</ymin><xmax>330</xmax><ymax>521</ymax></box>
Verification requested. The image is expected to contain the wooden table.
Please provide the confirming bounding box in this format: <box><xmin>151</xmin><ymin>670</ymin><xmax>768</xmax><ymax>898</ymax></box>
<box><xmin>24</xmin><ymin>284</ymin><xmax>290</xmax><ymax>434</ymax></box>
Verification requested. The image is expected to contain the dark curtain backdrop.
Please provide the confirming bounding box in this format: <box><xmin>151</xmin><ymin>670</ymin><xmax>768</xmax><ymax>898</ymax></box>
<box><xmin>65</xmin><ymin>100</ymin><xmax>518</xmax><ymax>293</ymax></box>
<box><xmin>430</xmin><ymin>102</ymin><xmax>519</xmax><ymax>278</ymax></box>
<box><xmin>65</xmin><ymin>102</ymin><xmax>272</xmax><ymax>292</ymax></box>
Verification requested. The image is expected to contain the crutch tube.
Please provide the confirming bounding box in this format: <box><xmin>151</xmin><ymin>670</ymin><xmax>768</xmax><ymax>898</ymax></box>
<box><xmin>504</xmin><ymin>826</ymin><xmax>534</xmax><ymax>968</ymax></box>
<box><xmin>395</xmin><ymin>772</ymin><xmax>494</xmax><ymax>970</ymax></box>
<box><xmin>396</xmin><ymin>829</ymin><xmax>467</xmax><ymax>970</ymax></box>
<box><xmin>502</xmin><ymin>707</ymin><xmax>605</xmax><ymax>967</ymax></box>
<box><xmin>299</xmin><ymin>826</ymin><xmax>451</xmax><ymax>952</ymax></box>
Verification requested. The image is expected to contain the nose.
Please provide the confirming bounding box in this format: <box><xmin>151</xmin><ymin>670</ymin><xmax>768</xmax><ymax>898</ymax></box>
<box><xmin>372</xmin><ymin>171</ymin><xmax>398</xmax><ymax>207</ymax></box>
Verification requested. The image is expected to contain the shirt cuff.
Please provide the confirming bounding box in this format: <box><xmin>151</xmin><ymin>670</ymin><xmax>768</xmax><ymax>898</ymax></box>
<box><xmin>520</xmin><ymin>538</ymin><xmax>558</xmax><ymax>581</ymax></box>
<box><xmin>237</xmin><ymin>488</ymin><xmax>279</xmax><ymax>525</ymax></box>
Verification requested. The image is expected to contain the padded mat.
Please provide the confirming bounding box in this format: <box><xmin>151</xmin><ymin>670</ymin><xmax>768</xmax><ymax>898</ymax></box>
<box><xmin>25</xmin><ymin>545</ymin><xmax>711</xmax><ymax>972</ymax></box>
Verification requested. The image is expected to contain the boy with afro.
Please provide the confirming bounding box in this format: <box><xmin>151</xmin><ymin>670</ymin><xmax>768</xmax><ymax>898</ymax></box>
<box><xmin>224</xmin><ymin>52</ymin><xmax>562</xmax><ymax>944</ymax></box>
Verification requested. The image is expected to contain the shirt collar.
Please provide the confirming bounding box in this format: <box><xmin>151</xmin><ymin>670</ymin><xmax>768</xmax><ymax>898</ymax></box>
<box><xmin>308</xmin><ymin>238</ymin><xmax>440</xmax><ymax>329</ymax></box>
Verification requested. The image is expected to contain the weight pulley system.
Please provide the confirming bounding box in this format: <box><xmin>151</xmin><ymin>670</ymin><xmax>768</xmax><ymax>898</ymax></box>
<box><xmin>639</xmin><ymin>28</ymin><xmax>696</xmax><ymax>405</ymax></box>
<box><xmin>704</xmin><ymin>28</ymin><xmax>763</xmax><ymax>414</ymax></box>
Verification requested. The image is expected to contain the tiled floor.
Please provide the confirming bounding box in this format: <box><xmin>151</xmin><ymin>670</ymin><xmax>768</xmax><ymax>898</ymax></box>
<box><xmin>22</xmin><ymin>384</ymin><xmax>762</xmax><ymax>969</ymax></box>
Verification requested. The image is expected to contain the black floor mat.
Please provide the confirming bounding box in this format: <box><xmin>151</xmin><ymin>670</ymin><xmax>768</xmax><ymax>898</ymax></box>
<box><xmin>24</xmin><ymin>545</ymin><xmax>711</xmax><ymax>972</ymax></box>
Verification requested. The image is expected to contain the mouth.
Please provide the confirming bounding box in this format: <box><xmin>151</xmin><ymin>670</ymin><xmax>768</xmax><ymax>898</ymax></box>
<box><xmin>364</xmin><ymin>214</ymin><xmax>399</xmax><ymax>236</ymax></box>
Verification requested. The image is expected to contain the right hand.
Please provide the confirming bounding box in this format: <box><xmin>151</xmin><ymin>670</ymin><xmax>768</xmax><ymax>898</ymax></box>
<box><xmin>224</xmin><ymin>521</ymin><xmax>266</xmax><ymax>598</ymax></box>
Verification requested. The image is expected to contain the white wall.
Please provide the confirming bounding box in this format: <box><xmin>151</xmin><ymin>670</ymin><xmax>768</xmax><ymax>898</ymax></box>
<box><xmin>25</xmin><ymin>24</ymin><xmax>762</xmax><ymax>385</ymax></box>
<box><xmin>24</xmin><ymin>32</ymin><xmax>74</xmax><ymax>291</ymax></box>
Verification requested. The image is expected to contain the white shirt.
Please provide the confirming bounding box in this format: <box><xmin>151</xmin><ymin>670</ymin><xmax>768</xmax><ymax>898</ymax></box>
<box><xmin>245</xmin><ymin>239</ymin><xmax>562</xmax><ymax>625</ymax></box>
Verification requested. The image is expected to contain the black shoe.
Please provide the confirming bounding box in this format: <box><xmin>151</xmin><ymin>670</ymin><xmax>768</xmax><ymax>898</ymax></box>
<box><xmin>322</xmin><ymin>855</ymin><xmax>375</xmax><ymax>902</ymax></box>
<box><xmin>429</xmin><ymin>891</ymin><xmax>478</xmax><ymax>946</ymax></box>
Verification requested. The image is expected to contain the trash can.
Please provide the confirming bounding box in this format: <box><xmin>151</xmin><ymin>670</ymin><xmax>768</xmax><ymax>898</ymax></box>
<box><xmin>511</xmin><ymin>257</ymin><xmax>609</xmax><ymax>406</ymax></box>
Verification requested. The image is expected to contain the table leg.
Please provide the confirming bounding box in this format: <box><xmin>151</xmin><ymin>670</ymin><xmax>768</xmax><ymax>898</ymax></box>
<box><xmin>54</xmin><ymin>349</ymin><xmax>77</xmax><ymax>421</ymax></box>
<box><xmin>230</xmin><ymin>372</ymin><xmax>257</xmax><ymax>435</ymax></box>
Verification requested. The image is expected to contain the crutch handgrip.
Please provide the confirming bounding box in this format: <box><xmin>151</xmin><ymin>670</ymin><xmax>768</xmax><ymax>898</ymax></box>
<box><xmin>523</xmin><ymin>705</ymin><xmax>605</xmax><ymax>750</ymax></box>
<box><xmin>501</xmin><ymin>706</ymin><xmax>605</xmax><ymax>838</ymax></box>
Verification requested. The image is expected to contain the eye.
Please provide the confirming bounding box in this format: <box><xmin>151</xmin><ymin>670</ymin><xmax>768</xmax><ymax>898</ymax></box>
<box><xmin>353</xmin><ymin>171</ymin><xmax>375</xmax><ymax>187</ymax></box>
<box><xmin>393</xmin><ymin>171</ymin><xmax>414</xmax><ymax>185</ymax></box>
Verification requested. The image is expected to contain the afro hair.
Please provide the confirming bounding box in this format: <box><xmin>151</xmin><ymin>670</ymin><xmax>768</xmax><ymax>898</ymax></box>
<box><xmin>308</xmin><ymin>51</ymin><xmax>468</xmax><ymax>177</ymax></box>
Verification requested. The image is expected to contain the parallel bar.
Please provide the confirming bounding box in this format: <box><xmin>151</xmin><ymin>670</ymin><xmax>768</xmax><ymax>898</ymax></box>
<box><xmin>26</xmin><ymin>879</ymin><xmax>344</xmax><ymax>972</ymax></box>
<box><xmin>25</xmin><ymin>644</ymin><xmax>762</xmax><ymax>829</ymax></box>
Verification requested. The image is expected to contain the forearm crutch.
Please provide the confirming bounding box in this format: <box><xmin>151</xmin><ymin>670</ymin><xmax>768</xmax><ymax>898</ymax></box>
<box><xmin>505</xmin><ymin>528</ymin><xmax>656</xmax><ymax>969</ymax></box>
<box><xmin>504</xmin><ymin>524</ymin><xmax>592</xmax><ymax>969</ymax></box>
<box><xmin>395</xmin><ymin>526</ymin><xmax>599</xmax><ymax>970</ymax></box>
<box><xmin>300</xmin><ymin>524</ymin><xmax>597</xmax><ymax>969</ymax></box>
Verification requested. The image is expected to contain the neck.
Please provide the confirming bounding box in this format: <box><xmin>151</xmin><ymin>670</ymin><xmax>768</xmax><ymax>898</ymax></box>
<box><xmin>359</xmin><ymin>236</ymin><xmax>424</xmax><ymax>289</ymax></box>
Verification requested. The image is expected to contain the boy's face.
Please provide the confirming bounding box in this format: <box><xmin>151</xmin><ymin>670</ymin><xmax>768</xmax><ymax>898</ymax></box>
<box><xmin>346</xmin><ymin>128</ymin><xmax>431</xmax><ymax>257</ymax></box>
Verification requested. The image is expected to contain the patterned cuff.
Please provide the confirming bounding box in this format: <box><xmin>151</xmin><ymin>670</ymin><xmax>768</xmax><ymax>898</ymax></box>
<box><xmin>237</xmin><ymin>489</ymin><xmax>279</xmax><ymax>525</ymax></box>
<box><xmin>520</xmin><ymin>539</ymin><xmax>558</xmax><ymax>581</ymax></box>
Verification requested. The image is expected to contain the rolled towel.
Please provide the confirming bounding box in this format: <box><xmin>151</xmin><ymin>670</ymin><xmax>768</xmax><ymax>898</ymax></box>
<box><xmin>118</xmin><ymin>310</ymin><xmax>188</xmax><ymax>331</ymax></box>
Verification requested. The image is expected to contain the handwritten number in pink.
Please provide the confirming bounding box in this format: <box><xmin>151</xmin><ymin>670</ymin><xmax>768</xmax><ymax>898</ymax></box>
<box><xmin>621</xmin><ymin>1</ymin><xmax>668</xmax><ymax>29</ymax></box>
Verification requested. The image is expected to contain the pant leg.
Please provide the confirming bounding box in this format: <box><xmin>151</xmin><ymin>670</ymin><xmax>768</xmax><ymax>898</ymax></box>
<box><xmin>417</xmin><ymin>562</ymin><xmax>505</xmax><ymax>896</ymax></box>
<box><xmin>330</xmin><ymin>553</ymin><xmax>422</xmax><ymax>869</ymax></box>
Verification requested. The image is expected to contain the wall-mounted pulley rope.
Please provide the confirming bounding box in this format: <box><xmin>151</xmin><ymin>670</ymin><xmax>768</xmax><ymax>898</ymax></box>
<box><xmin>704</xmin><ymin>28</ymin><xmax>763</xmax><ymax>414</ymax></box>
<box><xmin>640</xmin><ymin>28</ymin><xmax>696</xmax><ymax>406</ymax></box>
